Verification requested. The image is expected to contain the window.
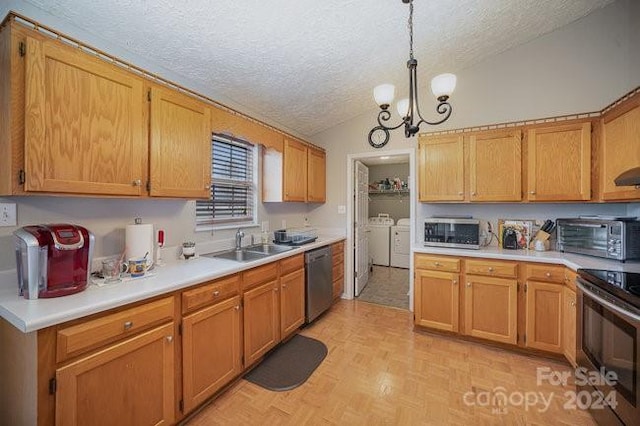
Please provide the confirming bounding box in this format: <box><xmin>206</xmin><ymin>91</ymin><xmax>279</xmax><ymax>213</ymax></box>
<box><xmin>196</xmin><ymin>135</ymin><xmax>257</xmax><ymax>229</ymax></box>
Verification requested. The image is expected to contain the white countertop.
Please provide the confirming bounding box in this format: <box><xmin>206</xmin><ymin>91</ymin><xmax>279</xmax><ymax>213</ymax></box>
<box><xmin>0</xmin><ymin>235</ymin><xmax>345</xmax><ymax>333</ymax></box>
<box><xmin>412</xmin><ymin>244</ymin><xmax>640</xmax><ymax>273</ymax></box>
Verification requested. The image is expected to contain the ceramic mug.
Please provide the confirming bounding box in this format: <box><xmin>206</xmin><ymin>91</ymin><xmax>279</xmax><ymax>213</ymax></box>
<box><xmin>128</xmin><ymin>258</ymin><xmax>147</xmax><ymax>277</ymax></box>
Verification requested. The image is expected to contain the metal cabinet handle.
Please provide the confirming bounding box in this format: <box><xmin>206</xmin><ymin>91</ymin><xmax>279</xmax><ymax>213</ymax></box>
<box><xmin>466</xmin><ymin>283</ymin><xmax>471</xmax><ymax>288</ymax></box>
<box><xmin>274</xmin><ymin>288</ymin><xmax>279</xmax><ymax>293</ymax></box>
<box><xmin>570</xmin><ymin>301</ymin><xmax>576</xmax><ymax>307</ymax></box>
<box><xmin>529</xmin><ymin>191</ymin><xmax>536</xmax><ymax>195</ymax></box>
<box><xmin>472</xmin><ymin>192</ymin><xmax>477</xmax><ymax>196</ymax></box>
<box><xmin>235</xmin><ymin>305</ymin><xmax>240</xmax><ymax>311</ymax></box>
<box><xmin>205</xmin><ymin>184</ymin><xmax>211</xmax><ymax>190</ymax></box>
<box><xmin>545</xmin><ymin>272</ymin><xmax>551</xmax><ymax>278</ymax></box>
<box><xmin>452</xmin><ymin>280</ymin><xmax>457</xmax><ymax>285</ymax></box>
<box><xmin>213</xmin><ymin>290</ymin><xmax>220</xmax><ymax>297</ymax></box>
<box><xmin>124</xmin><ymin>321</ymin><xmax>133</xmax><ymax>330</ymax></box>
<box><xmin>488</xmin><ymin>267</ymin><xmax>494</xmax><ymax>272</ymax></box>
<box><xmin>132</xmin><ymin>179</ymin><xmax>142</xmax><ymax>186</ymax></box>
<box><xmin>166</xmin><ymin>336</ymin><xmax>173</xmax><ymax>343</ymax></box>
<box><xmin>434</xmin><ymin>262</ymin><xmax>441</xmax><ymax>267</ymax></box>
<box><xmin>458</xmin><ymin>191</ymin><xmax>463</xmax><ymax>195</ymax></box>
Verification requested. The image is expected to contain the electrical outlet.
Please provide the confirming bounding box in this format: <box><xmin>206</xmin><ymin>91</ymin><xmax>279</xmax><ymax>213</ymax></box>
<box><xmin>0</xmin><ymin>203</ymin><xmax>17</xmax><ymax>227</ymax></box>
<box><xmin>337</xmin><ymin>205</ymin><xmax>346</xmax><ymax>214</ymax></box>
<box><xmin>281</xmin><ymin>219</ymin><xmax>286</xmax><ymax>229</ymax></box>
<box><xmin>261</xmin><ymin>221</ymin><xmax>269</xmax><ymax>232</ymax></box>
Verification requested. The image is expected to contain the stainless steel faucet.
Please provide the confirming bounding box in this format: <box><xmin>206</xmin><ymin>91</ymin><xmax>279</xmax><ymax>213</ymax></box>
<box><xmin>235</xmin><ymin>229</ymin><xmax>245</xmax><ymax>250</ymax></box>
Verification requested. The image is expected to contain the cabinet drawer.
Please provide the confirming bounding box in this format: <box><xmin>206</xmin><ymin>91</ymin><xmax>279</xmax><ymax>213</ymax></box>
<box><xmin>414</xmin><ymin>254</ymin><xmax>460</xmax><ymax>272</ymax></box>
<box><xmin>564</xmin><ymin>268</ymin><xmax>578</xmax><ymax>292</ymax></box>
<box><xmin>332</xmin><ymin>261</ymin><xmax>344</xmax><ymax>280</ymax></box>
<box><xmin>242</xmin><ymin>261</ymin><xmax>278</xmax><ymax>291</ymax></box>
<box><xmin>333</xmin><ymin>250</ymin><xmax>344</xmax><ymax>266</ymax></box>
<box><xmin>525</xmin><ymin>264</ymin><xmax>565</xmax><ymax>283</ymax></box>
<box><xmin>182</xmin><ymin>274</ymin><xmax>240</xmax><ymax>314</ymax></box>
<box><xmin>465</xmin><ymin>259</ymin><xmax>517</xmax><ymax>278</ymax></box>
<box><xmin>57</xmin><ymin>297</ymin><xmax>174</xmax><ymax>362</ymax></box>
<box><xmin>280</xmin><ymin>254</ymin><xmax>304</xmax><ymax>275</ymax></box>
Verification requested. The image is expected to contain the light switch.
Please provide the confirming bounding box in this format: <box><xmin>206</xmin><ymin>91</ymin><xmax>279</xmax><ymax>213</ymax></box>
<box><xmin>0</xmin><ymin>203</ymin><xmax>17</xmax><ymax>227</ymax></box>
<box><xmin>337</xmin><ymin>205</ymin><xmax>346</xmax><ymax>214</ymax></box>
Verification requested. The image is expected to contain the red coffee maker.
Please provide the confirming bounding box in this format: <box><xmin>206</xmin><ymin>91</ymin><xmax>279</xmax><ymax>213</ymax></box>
<box><xmin>14</xmin><ymin>224</ymin><xmax>95</xmax><ymax>299</ymax></box>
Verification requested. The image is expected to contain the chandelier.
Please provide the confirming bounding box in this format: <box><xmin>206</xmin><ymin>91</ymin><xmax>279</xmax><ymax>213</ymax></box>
<box><xmin>368</xmin><ymin>0</ymin><xmax>457</xmax><ymax>148</ymax></box>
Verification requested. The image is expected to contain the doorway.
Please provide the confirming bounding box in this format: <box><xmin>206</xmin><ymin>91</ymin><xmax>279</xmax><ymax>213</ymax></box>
<box><xmin>345</xmin><ymin>148</ymin><xmax>416</xmax><ymax>312</ymax></box>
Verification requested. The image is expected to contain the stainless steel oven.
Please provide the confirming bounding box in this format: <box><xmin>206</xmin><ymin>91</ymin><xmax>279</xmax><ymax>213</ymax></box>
<box><xmin>577</xmin><ymin>269</ymin><xmax>640</xmax><ymax>426</ymax></box>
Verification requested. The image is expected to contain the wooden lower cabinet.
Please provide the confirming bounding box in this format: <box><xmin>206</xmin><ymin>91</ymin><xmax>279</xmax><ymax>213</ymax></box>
<box><xmin>525</xmin><ymin>281</ymin><xmax>563</xmax><ymax>353</ymax></box>
<box><xmin>243</xmin><ymin>279</ymin><xmax>280</xmax><ymax>367</ymax></box>
<box><xmin>55</xmin><ymin>323</ymin><xmax>175</xmax><ymax>426</ymax></box>
<box><xmin>464</xmin><ymin>275</ymin><xmax>518</xmax><ymax>345</ymax></box>
<box><xmin>182</xmin><ymin>296</ymin><xmax>242</xmax><ymax>413</ymax></box>
<box><xmin>332</xmin><ymin>242</ymin><xmax>345</xmax><ymax>300</ymax></box>
<box><xmin>280</xmin><ymin>269</ymin><xmax>305</xmax><ymax>339</ymax></box>
<box><xmin>563</xmin><ymin>286</ymin><xmax>577</xmax><ymax>366</ymax></box>
<box><xmin>414</xmin><ymin>269</ymin><xmax>459</xmax><ymax>332</ymax></box>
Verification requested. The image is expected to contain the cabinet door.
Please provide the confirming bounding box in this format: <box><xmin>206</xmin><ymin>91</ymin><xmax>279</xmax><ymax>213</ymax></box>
<box><xmin>602</xmin><ymin>102</ymin><xmax>640</xmax><ymax>200</ymax></box>
<box><xmin>283</xmin><ymin>138</ymin><xmax>307</xmax><ymax>201</ymax></box>
<box><xmin>418</xmin><ymin>135</ymin><xmax>464</xmax><ymax>201</ymax></box>
<box><xmin>307</xmin><ymin>147</ymin><xmax>326</xmax><ymax>203</ymax></box>
<box><xmin>469</xmin><ymin>130</ymin><xmax>522</xmax><ymax>201</ymax></box>
<box><xmin>280</xmin><ymin>268</ymin><xmax>305</xmax><ymax>339</ymax></box>
<box><xmin>24</xmin><ymin>37</ymin><xmax>146</xmax><ymax>195</ymax></box>
<box><xmin>243</xmin><ymin>279</ymin><xmax>280</xmax><ymax>366</ymax></box>
<box><xmin>525</xmin><ymin>281</ymin><xmax>563</xmax><ymax>353</ymax></box>
<box><xmin>55</xmin><ymin>323</ymin><xmax>174</xmax><ymax>426</ymax></box>
<box><xmin>563</xmin><ymin>286</ymin><xmax>577</xmax><ymax>367</ymax></box>
<box><xmin>149</xmin><ymin>87</ymin><xmax>211</xmax><ymax>198</ymax></box>
<box><xmin>527</xmin><ymin>122</ymin><xmax>591</xmax><ymax>201</ymax></box>
<box><xmin>464</xmin><ymin>275</ymin><xmax>517</xmax><ymax>345</ymax></box>
<box><xmin>182</xmin><ymin>296</ymin><xmax>242</xmax><ymax>413</ymax></box>
<box><xmin>414</xmin><ymin>269</ymin><xmax>459</xmax><ymax>332</ymax></box>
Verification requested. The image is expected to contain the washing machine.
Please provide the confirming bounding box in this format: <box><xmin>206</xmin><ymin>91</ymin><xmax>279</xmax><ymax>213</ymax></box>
<box><xmin>390</xmin><ymin>218</ymin><xmax>410</xmax><ymax>268</ymax></box>
<box><xmin>368</xmin><ymin>214</ymin><xmax>394</xmax><ymax>266</ymax></box>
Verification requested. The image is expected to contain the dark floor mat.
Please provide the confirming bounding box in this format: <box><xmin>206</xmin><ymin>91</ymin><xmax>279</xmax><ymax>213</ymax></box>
<box><xmin>244</xmin><ymin>335</ymin><xmax>328</xmax><ymax>391</ymax></box>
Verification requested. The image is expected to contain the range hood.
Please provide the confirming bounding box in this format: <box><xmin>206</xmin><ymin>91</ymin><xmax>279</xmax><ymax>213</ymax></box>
<box><xmin>614</xmin><ymin>167</ymin><xmax>640</xmax><ymax>186</ymax></box>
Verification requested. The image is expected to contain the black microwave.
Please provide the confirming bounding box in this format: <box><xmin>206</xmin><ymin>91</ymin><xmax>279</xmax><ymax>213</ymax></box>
<box><xmin>424</xmin><ymin>218</ymin><xmax>480</xmax><ymax>249</ymax></box>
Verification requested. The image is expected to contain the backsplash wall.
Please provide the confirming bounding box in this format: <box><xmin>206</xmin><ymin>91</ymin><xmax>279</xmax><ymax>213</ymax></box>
<box><xmin>0</xmin><ymin>196</ymin><xmax>314</xmax><ymax>272</ymax></box>
<box><xmin>418</xmin><ymin>202</ymin><xmax>632</xmax><ymax>246</ymax></box>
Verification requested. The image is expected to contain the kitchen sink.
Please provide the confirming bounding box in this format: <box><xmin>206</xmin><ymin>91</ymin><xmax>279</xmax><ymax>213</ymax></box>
<box><xmin>244</xmin><ymin>244</ymin><xmax>294</xmax><ymax>255</ymax></box>
<box><xmin>204</xmin><ymin>249</ymin><xmax>270</xmax><ymax>262</ymax></box>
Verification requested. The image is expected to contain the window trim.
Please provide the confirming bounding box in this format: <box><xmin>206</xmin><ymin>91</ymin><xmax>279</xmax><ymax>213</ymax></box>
<box><xmin>195</xmin><ymin>134</ymin><xmax>259</xmax><ymax>231</ymax></box>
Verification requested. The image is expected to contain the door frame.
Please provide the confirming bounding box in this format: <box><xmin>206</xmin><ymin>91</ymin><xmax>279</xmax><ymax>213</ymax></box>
<box><xmin>345</xmin><ymin>148</ymin><xmax>416</xmax><ymax>311</ymax></box>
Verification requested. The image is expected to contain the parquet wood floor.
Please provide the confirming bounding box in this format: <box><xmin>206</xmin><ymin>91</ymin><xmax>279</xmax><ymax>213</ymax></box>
<box><xmin>186</xmin><ymin>300</ymin><xmax>596</xmax><ymax>426</ymax></box>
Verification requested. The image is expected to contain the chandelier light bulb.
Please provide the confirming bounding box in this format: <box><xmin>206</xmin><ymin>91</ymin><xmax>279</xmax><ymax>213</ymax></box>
<box><xmin>396</xmin><ymin>98</ymin><xmax>410</xmax><ymax>118</ymax></box>
<box><xmin>431</xmin><ymin>73</ymin><xmax>457</xmax><ymax>101</ymax></box>
<box><xmin>373</xmin><ymin>84</ymin><xmax>396</xmax><ymax>108</ymax></box>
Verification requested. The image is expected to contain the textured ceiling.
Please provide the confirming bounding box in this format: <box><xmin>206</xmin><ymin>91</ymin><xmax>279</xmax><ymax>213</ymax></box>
<box><xmin>24</xmin><ymin>0</ymin><xmax>612</xmax><ymax>137</ymax></box>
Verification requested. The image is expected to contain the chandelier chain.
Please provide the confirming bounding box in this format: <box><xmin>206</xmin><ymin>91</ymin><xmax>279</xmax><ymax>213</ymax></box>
<box><xmin>408</xmin><ymin>0</ymin><xmax>414</xmax><ymax>60</ymax></box>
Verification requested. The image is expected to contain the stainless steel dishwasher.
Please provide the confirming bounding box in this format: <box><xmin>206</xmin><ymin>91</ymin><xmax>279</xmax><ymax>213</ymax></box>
<box><xmin>305</xmin><ymin>246</ymin><xmax>333</xmax><ymax>323</ymax></box>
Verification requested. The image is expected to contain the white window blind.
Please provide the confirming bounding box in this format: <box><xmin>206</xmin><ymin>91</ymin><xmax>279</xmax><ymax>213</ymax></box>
<box><xmin>196</xmin><ymin>135</ymin><xmax>256</xmax><ymax>227</ymax></box>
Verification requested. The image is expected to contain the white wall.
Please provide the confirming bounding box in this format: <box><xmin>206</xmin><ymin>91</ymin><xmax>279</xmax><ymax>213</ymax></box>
<box><xmin>310</xmin><ymin>0</ymin><xmax>640</xmax><ymax>239</ymax></box>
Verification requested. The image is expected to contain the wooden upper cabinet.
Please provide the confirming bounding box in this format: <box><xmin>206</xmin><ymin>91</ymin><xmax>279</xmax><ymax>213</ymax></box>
<box><xmin>527</xmin><ymin>122</ymin><xmax>591</xmax><ymax>201</ymax></box>
<box><xmin>24</xmin><ymin>36</ymin><xmax>146</xmax><ymax>196</ymax></box>
<box><xmin>601</xmin><ymin>99</ymin><xmax>640</xmax><ymax>200</ymax></box>
<box><xmin>418</xmin><ymin>134</ymin><xmax>464</xmax><ymax>201</ymax></box>
<box><xmin>307</xmin><ymin>147</ymin><xmax>326</xmax><ymax>203</ymax></box>
<box><xmin>149</xmin><ymin>87</ymin><xmax>211</xmax><ymax>198</ymax></box>
<box><xmin>469</xmin><ymin>130</ymin><xmax>522</xmax><ymax>201</ymax></box>
<box><xmin>283</xmin><ymin>138</ymin><xmax>308</xmax><ymax>202</ymax></box>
